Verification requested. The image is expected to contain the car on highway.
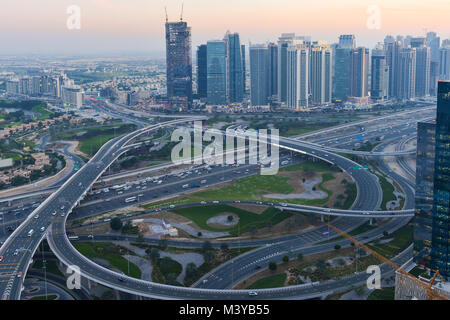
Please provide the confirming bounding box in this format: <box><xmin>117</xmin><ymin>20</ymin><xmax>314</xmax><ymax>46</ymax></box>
<box><xmin>40</xmin><ymin>227</ymin><xmax>45</xmax><ymax>232</ymax></box>
<box><xmin>17</xmin><ymin>272</ymin><xmax>22</xmax><ymax>278</ymax></box>
<box><xmin>248</xmin><ymin>291</ymin><xmax>258</xmax><ymax>296</ymax></box>
<box><xmin>52</xmin><ymin>211</ymin><xmax>56</xmax><ymax>216</ymax></box>
<box><xmin>201</xmin><ymin>201</ymin><xmax>207</xmax><ymax>205</ymax></box>
<box><xmin>0</xmin><ymin>256</ymin><xmax>3</xmax><ymax>262</ymax></box>
<box><xmin>34</xmin><ymin>214</ymin><xmax>39</xmax><ymax>219</ymax></box>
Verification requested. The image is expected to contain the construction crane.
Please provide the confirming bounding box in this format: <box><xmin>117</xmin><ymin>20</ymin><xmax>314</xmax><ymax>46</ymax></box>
<box><xmin>327</xmin><ymin>223</ymin><xmax>448</xmax><ymax>300</ymax></box>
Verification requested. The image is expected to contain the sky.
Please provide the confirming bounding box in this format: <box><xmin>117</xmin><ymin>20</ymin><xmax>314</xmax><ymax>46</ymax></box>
<box><xmin>1</xmin><ymin>0</ymin><xmax>450</xmax><ymax>56</ymax></box>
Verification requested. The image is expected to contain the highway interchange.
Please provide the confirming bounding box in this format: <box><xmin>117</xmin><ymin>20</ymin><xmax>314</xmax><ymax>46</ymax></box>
<box><xmin>0</xmin><ymin>101</ymin><xmax>436</xmax><ymax>299</ymax></box>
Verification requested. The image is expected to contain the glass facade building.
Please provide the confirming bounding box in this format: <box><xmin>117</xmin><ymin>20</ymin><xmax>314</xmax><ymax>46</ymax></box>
<box><xmin>206</xmin><ymin>40</ymin><xmax>227</xmax><ymax>105</ymax></box>
<box><xmin>414</xmin><ymin>120</ymin><xmax>436</xmax><ymax>266</ymax></box>
<box><xmin>431</xmin><ymin>80</ymin><xmax>450</xmax><ymax>279</ymax></box>
<box><xmin>225</xmin><ymin>33</ymin><xmax>244</xmax><ymax>103</ymax></box>
<box><xmin>196</xmin><ymin>44</ymin><xmax>207</xmax><ymax>98</ymax></box>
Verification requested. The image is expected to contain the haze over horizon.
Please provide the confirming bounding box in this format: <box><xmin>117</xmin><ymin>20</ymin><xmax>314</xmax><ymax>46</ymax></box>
<box><xmin>2</xmin><ymin>0</ymin><xmax>450</xmax><ymax>57</ymax></box>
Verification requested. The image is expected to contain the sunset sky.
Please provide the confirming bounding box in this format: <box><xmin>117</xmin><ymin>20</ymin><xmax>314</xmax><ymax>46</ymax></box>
<box><xmin>1</xmin><ymin>0</ymin><xmax>450</xmax><ymax>56</ymax></box>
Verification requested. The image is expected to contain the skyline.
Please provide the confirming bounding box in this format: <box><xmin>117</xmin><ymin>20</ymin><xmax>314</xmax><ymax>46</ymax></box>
<box><xmin>1</xmin><ymin>0</ymin><xmax>450</xmax><ymax>56</ymax></box>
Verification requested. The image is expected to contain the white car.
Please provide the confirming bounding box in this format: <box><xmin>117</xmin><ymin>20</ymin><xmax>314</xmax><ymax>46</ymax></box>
<box><xmin>248</xmin><ymin>291</ymin><xmax>258</xmax><ymax>296</ymax></box>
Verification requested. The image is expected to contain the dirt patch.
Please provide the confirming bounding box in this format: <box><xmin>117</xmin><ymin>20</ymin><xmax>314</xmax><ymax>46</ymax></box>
<box><xmin>207</xmin><ymin>213</ymin><xmax>239</xmax><ymax>229</ymax></box>
<box><xmin>277</xmin><ymin>170</ymin><xmax>309</xmax><ymax>193</ymax></box>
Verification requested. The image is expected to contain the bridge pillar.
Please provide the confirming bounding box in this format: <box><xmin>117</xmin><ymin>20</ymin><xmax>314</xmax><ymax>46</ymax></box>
<box><xmin>321</xmin><ymin>215</ymin><xmax>324</xmax><ymax>222</ymax></box>
<box><xmin>369</xmin><ymin>218</ymin><xmax>373</xmax><ymax>225</ymax></box>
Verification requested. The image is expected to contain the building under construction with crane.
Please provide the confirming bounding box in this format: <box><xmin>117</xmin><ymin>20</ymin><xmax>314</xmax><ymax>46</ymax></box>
<box><xmin>165</xmin><ymin>5</ymin><xmax>193</xmax><ymax>109</ymax></box>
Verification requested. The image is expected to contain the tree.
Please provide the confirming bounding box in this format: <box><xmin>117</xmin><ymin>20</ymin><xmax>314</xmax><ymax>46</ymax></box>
<box><xmin>227</xmin><ymin>215</ymin><xmax>234</xmax><ymax>222</ymax></box>
<box><xmin>282</xmin><ymin>255</ymin><xmax>289</xmax><ymax>263</ymax></box>
<box><xmin>110</xmin><ymin>217</ymin><xmax>123</xmax><ymax>231</ymax></box>
<box><xmin>297</xmin><ymin>253</ymin><xmax>304</xmax><ymax>261</ymax></box>
<box><xmin>185</xmin><ymin>263</ymin><xmax>198</xmax><ymax>279</ymax></box>
<box><xmin>334</xmin><ymin>244</ymin><xmax>341</xmax><ymax>250</ymax></box>
<box><xmin>165</xmin><ymin>273</ymin><xmax>178</xmax><ymax>285</ymax></box>
<box><xmin>136</xmin><ymin>233</ymin><xmax>144</xmax><ymax>243</ymax></box>
<box><xmin>383</xmin><ymin>231</ymin><xmax>389</xmax><ymax>237</ymax></box>
<box><xmin>220</xmin><ymin>243</ymin><xmax>229</xmax><ymax>251</ymax></box>
<box><xmin>204</xmin><ymin>250</ymin><xmax>215</xmax><ymax>263</ymax></box>
<box><xmin>268</xmin><ymin>261</ymin><xmax>277</xmax><ymax>271</ymax></box>
<box><xmin>148</xmin><ymin>248</ymin><xmax>160</xmax><ymax>261</ymax></box>
<box><xmin>197</xmin><ymin>232</ymin><xmax>202</xmax><ymax>237</ymax></box>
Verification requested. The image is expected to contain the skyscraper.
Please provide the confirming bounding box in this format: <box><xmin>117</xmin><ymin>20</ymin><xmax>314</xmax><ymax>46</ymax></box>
<box><xmin>439</xmin><ymin>47</ymin><xmax>450</xmax><ymax>80</ymax></box>
<box><xmin>196</xmin><ymin>44</ymin><xmax>207</xmax><ymax>98</ymax></box>
<box><xmin>207</xmin><ymin>40</ymin><xmax>227</xmax><ymax>105</ymax></box>
<box><xmin>350</xmin><ymin>47</ymin><xmax>369</xmax><ymax>98</ymax></box>
<box><xmin>398</xmin><ymin>48</ymin><xmax>416</xmax><ymax>100</ymax></box>
<box><xmin>427</xmin><ymin>32</ymin><xmax>441</xmax><ymax>63</ymax></box>
<box><xmin>385</xmin><ymin>37</ymin><xmax>402</xmax><ymax>98</ymax></box>
<box><xmin>415</xmin><ymin>46</ymin><xmax>431</xmax><ymax>97</ymax></box>
<box><xmin>241</xmin><ymin>44</ymin><xmax>247</xmax><ymax>94</ymax></box>
<box><xmin>277</xmin><ymin>33</ymin><xmax>297</xmax><ymax>104</ymax></box>
<box><xmin>371</xmin><ymin>49</ymin><xmax>389</xmax><ymax>100</ymax></box>
<box><xmin>414</xmin><ymin>120</ymin><xmax>436</xmax><ymax>267</ymax></box>
<box><xmin>430</xmin><ymin>80</ymin><xmax>450</xmax><ymax>280</ymax></box>
<box><xmin>165</xmin><ymin>20</ymin><xmax>192</xmax><ymax>108</ymax></box>
<box><xmin>310</xmin><ymin>43</ymin><xmax>332</xmax><ymax>105</ymax></box>
<box><xmin>338</xmin><ymin>34</ymin><xmax>356</xmax><ymax>49</ymax></box>
<box><xmin>224</xmin><ymin>32</ymin><xmax>244</xmax><ymax>103</ymax></box>
<box><xmin>286</xmin><ymin>44</ymin><xmax>309</xmax><ymax>109</ymax></box>
<box><xmin>267</xmin><ymin>43</ymin><xmax>279</xmax><ymax>103</ymax></box>
<box><xmin>334</xmin><ymin>47</ymin><xmax>352</xmax><ymax>101</ymax></box>
<box><xmin>249</xmin><ymin>44</ymin><xmax>269</xmax><ymax>106</ymax></box>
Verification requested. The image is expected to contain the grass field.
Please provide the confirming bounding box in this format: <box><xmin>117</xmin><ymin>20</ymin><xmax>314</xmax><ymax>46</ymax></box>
<box><xmin>73</xmin><ymin>242</ymin><xmax>141</xmax><ymax>279</ymax></box>
<box><xmin>54</xmin><ymin>124</ymin><xmax>136</xmax><ymax>156</ymax></box>
<box><xmin>368</xmin><ymin>224</ymin><xmax>413</xmax><ymax>259</ymax></box>
<box><xmin>247</xmin><ymin>273</ymin><xmax>287</xmax><ymax>289</ymax></box>
<box><xmin>367</xmin><ymin>287</ymin><xmax>395</xmax><ymax>300</ymax></box>
<box><xmin>378</xmin><ymin>174</ymin><xmax>397</xmax><ymax>210</ymax></box>
<box><xmin>171</xmin><ymin>205</ymin><xmax>291</xmax><ymax>236</ymax></box>
<box><xmin>156</xmin><ymin>257</ymin><xmax>183</xmax><ymax>279</ymax></box>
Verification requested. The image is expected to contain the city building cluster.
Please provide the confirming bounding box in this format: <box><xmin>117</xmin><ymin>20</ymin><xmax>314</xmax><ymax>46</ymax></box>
<box><xmin>164</xmin><ymin>18</ymin><xmax>450</xmax><ymax>110</ymax></box>
<box><xmin>6</xmin><ymin>73</ymin><xmax>84</xmax><ymax>109</ymax></box>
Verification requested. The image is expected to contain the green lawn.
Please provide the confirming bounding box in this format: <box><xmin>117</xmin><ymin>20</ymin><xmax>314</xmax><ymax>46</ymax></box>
<box><xmin>280</xmin><ymin>161</ymin><xmax>340</xmax><ymax>173</ymax></box>
<box><xmin>378</xmin><ymin>175</ymin><xmax>397</xmax><ymax>210</ymax></box>
<box><xmin>367</xmin><ymin>287</ymin><xmax>395</xmax><ymax>300</ymax></box>
<box><xmin>368</xmin><ymin>225</ymin><xmax>413</xmax><ymax>259</ymax></box>
<box><xmin>247</xmin><ymin>273</ymin><xmax>287</xmax><ymax>289</ymax></box>
<box><xmin>171</xmin><ymin>205</ymin><xmax>291</xmax><ymax>236</ymax></box>
<box><xmin>156</xmin><ymin>257</ymin><xmax>183</xmax><ymax>279</ymax></box>
<box><xmin>73</xmin><ymin>242</ymin><xmax>141</xmax><ymax>279</ymax></box>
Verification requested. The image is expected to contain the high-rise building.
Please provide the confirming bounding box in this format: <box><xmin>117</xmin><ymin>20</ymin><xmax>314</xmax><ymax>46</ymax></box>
<box><xmin>165</xmin><ymin>20</ymin><xmax>193</xmax><ymax>108</ymax></box>
<box><xmin>371</xmin><ymin>49</ymin><xmax>389</xmax><ymax>100</ymax></box>
<box><xmin>196</xmin><ymin>44</ymin><xmax>207</xmax><ymax>98</ymax></box>
<box><xmin>427</xmin><ymin>32</ymin><xmax>441</xmax><ymax>63</ymax></box>
<box><xmin>277</xmin><ymin>33</ymin><xmax>297</xmax><ymax>104</ymax></box>
<box><xmin>338</xmin><ymin>34</ymin><xmax>356</xmax><ymax>49</ymax></box>
<box><xmin>61</xmin><ymin>85</ymin><xmax>84</xmax><ymax>109</ymax></box>
<box><xmin>207</xmin><ymin>40</ymin><xmax>227</xmax><ymax>105</ymax></box>
<box><xmin>415</xmin><ymin>46</ymin><xmax>431</xmax><ymax>97</ymax></box>
<box><xmin>286</xmin><ymin>44</ymin><xmax>309</xmax><ymax>109</ymax></box>
<box><xmin>241</xmin><ymin>44</ymin><xmax>247</xmax><ymax>94</ymax></box>
<box><xmin>6</xmin><ymin>80</ymin><xmax>19</xmax><ymax>94</ymax></box>
<box><xmin>430</xmin><ymin>80</ymin><xmax>450</xmax><ymax>280</ymax></box>
<box><xmin>414</xmin><ymin>120</ymin><xmax>436</xmax><ymax>267</ymax></box>
<box><xmin>267</xmin><ymin>43</ymin><xmax>278</xmax><ymax>103</ymax></box>
<box><xmin>310</xmin><ymin>43</ymin><xmax>332</xmax><ymax>105</ymax></box>
<box><xmin>398</xmin><ymin>48</ymin><xmax>416</xmax><ymax>100</ymax></box>
<box><xmin>249</xmin><ymin>44</ymin><xmax>269</xmax><ymax>106</ymax></box>
<box><xmin>334</xmin><ymin>47</ymin><xmax>352</xmax><ymax>101</ymax></box>
<box><xmin>350</xmin><ymin>47</ymin><xmax>369</xmax><ymax>98</ymax></box>
<box><xmin>385</xmin><ymin>37</ymin><xmax>402</xmax><ymax>98</ymax></box>
<box><xmin>410</xmin><ymin>37</ymin><xmax>426</xmax><ymax>49</ymax></box>
<box><xmin>439</xmin><ymin>48</ymin><xmax>450</xmax><ymax>80</ymax></box>
<box><xmin>430</xmin><ymin>61</ymin><xmax>440</xmax><ymax>96</ymax></box>
<box><xmin>224</xmin><ymin>32</ymin><xmax>244</xmax><ymax>103</ymax></box>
